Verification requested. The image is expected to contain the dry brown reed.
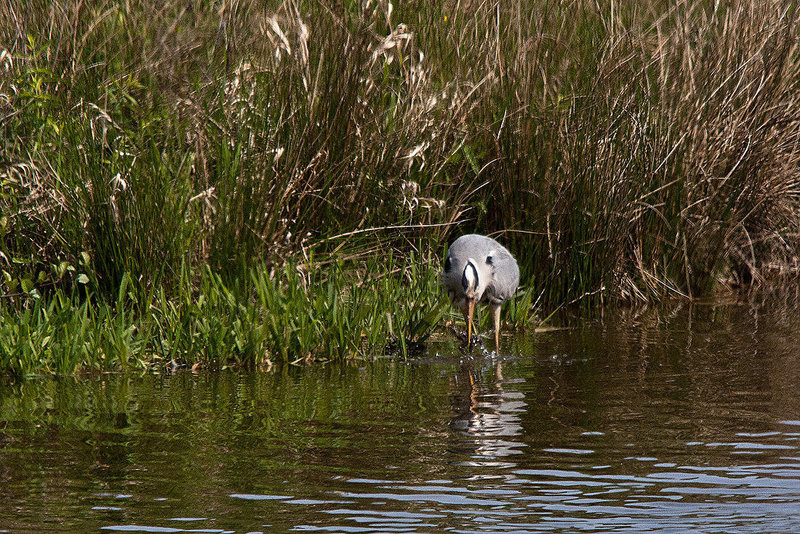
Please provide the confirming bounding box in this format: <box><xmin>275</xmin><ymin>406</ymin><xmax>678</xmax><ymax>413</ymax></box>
<box><xmin>2</xmin><ymin>0</ymin><xmax>800</xmax><ymax>308</ymax></box>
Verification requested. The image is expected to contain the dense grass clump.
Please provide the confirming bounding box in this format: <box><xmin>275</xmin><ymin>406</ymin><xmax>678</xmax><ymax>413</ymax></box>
<box><xmin>0</xmin><ymin>256</ymin><xmax>464</xmax><ymax>378</ymax></box>
<box><xmin>2</xmin><ymin>1</ymin><xmax>800</xmax><ymax>373</ymax></box>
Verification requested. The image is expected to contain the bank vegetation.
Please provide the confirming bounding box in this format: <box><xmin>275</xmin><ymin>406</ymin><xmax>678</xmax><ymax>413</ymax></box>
<box><xmin>2</xmin><ymin>0</ymin><xmax>800</xmax><ymax>375</ymax></box>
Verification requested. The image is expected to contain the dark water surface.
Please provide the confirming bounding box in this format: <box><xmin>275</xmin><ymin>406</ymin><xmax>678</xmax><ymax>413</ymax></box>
<box><xmin>2</xmin><ymin>300</ymin><xmax>800</xmax><ymax>532</ymax></box>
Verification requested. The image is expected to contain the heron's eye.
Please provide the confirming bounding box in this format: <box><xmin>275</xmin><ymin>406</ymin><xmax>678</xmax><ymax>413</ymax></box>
<box><xmin>486</xmin><ymin>255</ymin><xmax>494</xmax><ymax>265</ymax></box>
<box><xmin>444</xmin><ymin>257</ymin><xmax>452</xmax><ymax>272</ymax></box>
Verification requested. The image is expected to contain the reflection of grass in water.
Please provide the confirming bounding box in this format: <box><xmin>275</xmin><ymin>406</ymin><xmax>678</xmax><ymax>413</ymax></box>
<box><xmin>2</xmin><ymin>1</ymin><xmax>800</xmax><ymax>373</ymax></box>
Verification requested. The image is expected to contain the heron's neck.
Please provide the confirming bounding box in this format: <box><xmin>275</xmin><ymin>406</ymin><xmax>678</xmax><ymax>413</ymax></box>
<box><xmin>462</xmin><ymin>259</ymin><xmax>480</xmax><ymax>299</ymax></box>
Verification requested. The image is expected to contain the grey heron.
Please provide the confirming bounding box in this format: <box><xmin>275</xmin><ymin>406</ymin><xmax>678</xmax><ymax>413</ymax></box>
<box><xmin>442</xmin><ymin>234</ymin><xmax>519</xmax><ymax>349</ymax></box>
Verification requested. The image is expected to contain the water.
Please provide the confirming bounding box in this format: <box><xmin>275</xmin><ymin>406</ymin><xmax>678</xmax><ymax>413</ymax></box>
<box><xmin>2</xmin><ymin>300</ymin><xmax>800</xmax><ymax>532</ymax></box>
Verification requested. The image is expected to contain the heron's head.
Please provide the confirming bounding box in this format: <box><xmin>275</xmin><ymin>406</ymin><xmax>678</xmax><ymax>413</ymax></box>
<box><xmin>461</xmin><ymin>258</ymin><xmax>485</xmax><ymax>302</ymax></box>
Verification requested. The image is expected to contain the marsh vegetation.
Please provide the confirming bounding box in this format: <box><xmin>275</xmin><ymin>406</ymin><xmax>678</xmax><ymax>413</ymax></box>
<box><xmin>2</xmin><ymin>0</ymin><xmax>800</xmax><ymax>375</ymax></box>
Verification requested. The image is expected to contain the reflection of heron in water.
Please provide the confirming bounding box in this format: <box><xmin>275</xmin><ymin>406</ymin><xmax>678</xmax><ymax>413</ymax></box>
<box><xmin>449</xmin><ymin>358</ymin><xmax>527</xmax><ymax>463</ymax></box>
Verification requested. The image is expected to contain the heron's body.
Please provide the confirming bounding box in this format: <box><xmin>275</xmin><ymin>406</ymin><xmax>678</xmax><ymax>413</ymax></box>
<box><xmin>442</xmin><ymin>234</ymin><xmax>519</xmax><ymax>349</ymax></box>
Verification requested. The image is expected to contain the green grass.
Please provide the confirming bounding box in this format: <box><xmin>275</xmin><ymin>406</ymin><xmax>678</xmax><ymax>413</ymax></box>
<box><xmin>0</xmin><ymin>255</ymin><xmax>466</xmax><ymax>378</ymax></box>
<box><xmin>2</xmin><ymin>0</ymin><xmax>800</xmax><ymax>374</ymax></box>
<box><xmin>0</xmin><ymin>251</ymin><xmax>540</xmax><ymax>377</ymax></box>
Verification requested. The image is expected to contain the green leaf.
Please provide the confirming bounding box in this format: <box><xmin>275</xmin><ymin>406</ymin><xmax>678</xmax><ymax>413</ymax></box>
<box><xmin>77</xmin><ymin>273</ymin><xmax>89</xmax><ymax>284</ymax></box>
<box><xmin>463</xmin><ymin>145</ymin><xmax>480</xmax><ymax>175</ymax></box>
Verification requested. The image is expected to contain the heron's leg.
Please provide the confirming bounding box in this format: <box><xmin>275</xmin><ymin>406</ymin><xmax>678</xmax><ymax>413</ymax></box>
<box><xmin>491</xmin><ymin>303</ymin><xmax>501</xmax><ymax>350</ymax></box>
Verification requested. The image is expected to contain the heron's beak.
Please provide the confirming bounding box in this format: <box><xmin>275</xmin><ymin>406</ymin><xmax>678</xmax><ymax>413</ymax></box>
<box><xmin>466</xmin><ymin>298</ymin><xmax>475</xmax><ymax>346</ymax></box>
